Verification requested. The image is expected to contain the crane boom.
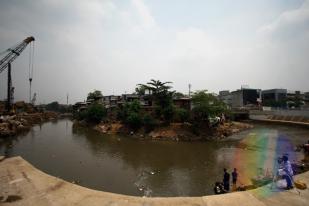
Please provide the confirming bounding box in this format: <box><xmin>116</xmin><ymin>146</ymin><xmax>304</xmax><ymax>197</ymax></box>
<box><xmin>0</xmin><ymin>36</ymin><xmax>35</xmax><ymax>113</ymax></box>
<box><xmin>0</xmin><ymin>36</ymin><xmax>35</xmax><ymax>73</ymax></box>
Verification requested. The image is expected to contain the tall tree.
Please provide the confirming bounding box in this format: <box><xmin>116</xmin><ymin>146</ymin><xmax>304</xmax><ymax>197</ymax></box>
<box><xmin>191</xmin><ymin>90</ymin><xmax>227</xmax><ymax>126</ymax></box>
<box><xmin>138</xmin><ymin>79</ymin><xmax>174</xmax><ymax>124</ymax></box>
<box><xmin>87</xmin><ymin>90</ymin><xmax>103</xmax><ymax>101</ymax></box>
<box><xmin>138</xmin><ymin>79</ymin><xmax>172</xmax><ymax>95</ymax></box>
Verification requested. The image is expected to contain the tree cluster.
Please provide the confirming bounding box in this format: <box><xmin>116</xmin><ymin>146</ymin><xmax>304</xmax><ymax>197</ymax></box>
<box><xmin>76</xmin><ymin>80</ymin><xmax>228</xmax><ymax>131</ymax></box>
<box><xmin>45</xmin><ymin>101</ymin><xmax>72</xmax><ymax>113</ymax></box>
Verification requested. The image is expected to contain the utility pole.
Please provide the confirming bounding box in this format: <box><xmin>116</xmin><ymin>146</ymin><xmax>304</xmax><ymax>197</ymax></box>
<box><xmin>188</xmin><ymin>83</ymin><xmax>191</xmax><ymax>97</ymax></box>
<box><xmin>6</xmin><ymin>63</ymin><xmax>12</xmax><ymax>112</ymax></box>
<box><xmin>66</xmin><ymin>93</ymin><xmax>69</xmax><ymax>105</ymax></box>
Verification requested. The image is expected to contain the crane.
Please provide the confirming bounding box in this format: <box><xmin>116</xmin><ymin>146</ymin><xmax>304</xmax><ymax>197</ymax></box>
<box><xmin>0</xmin><ymin>36</ymin><xmax>35</xmax><ymax>112</ymax></box>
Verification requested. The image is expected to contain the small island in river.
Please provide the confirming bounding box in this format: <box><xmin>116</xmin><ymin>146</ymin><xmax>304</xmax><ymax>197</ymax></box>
<box><xmin>73</xmin><ymin>79</ymin><xmax>253</xmax><ymax>141</ymax></box>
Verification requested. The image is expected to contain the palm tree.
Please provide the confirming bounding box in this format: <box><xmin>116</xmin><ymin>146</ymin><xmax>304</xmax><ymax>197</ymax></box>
<box><xmin>137</xmin><ymin>79</ymin><xmax>174</xmax><ymax>123</ymax></box>
<box><xmin>138</xmin><ymin>79</ymin><xmax>172</xmax><ymax>95</ymax></box>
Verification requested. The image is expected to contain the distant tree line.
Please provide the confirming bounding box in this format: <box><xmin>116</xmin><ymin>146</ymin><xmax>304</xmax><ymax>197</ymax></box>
<box><xmin>45</xmin><ymin>101</ymin><xmax>72</xmax><ymax>113</ymax></box>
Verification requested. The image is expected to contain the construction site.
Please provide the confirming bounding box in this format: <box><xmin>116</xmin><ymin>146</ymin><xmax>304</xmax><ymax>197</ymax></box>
<box><xmin>0</xmin><ymin>36</ymin><xmax>58</xmax><ymax>137</ymax></box>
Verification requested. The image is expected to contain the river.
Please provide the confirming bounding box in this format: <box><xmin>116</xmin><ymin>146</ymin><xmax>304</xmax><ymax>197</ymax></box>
<box><xmin>0</xmin><ymin>119</ymin><xmax>308</xmax><ymax>197</ymax></box>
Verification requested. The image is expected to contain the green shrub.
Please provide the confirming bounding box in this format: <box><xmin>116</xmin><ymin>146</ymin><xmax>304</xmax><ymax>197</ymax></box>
<box><xmin>77</xmin><ymin>110</ymin><xmax>88</xmax><ymax>120</ymax></box>
<box><xmin>174</xmin><ymin>108</ymin><xmax>189</xmax><ymax>123</ymax></box>
<box><xmin>85</xmin><ymin>104</ymin><xmax>107</xmax><ymax>123</ymax></box>
<box><xmin>162</xmin><ymin>105</ymin><xmax>174</xmax><ymax>125</ymax></box>
<box><xmin>126</xmin><ymin>112</ymin><xmax>142</xmax><ymax>130</ymax></box>
<box><xmin>143</xmin><ymin>114</ymin><xmax>157</xmax><ymax>132</ymax></box>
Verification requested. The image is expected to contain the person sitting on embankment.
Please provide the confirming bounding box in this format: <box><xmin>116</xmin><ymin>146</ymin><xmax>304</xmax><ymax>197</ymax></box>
<box><xmin>214</xmin><ymin>182</ymin><xmax>226</xmax><ymax>194</ymax></box>
<box><xmin>280</xmin><ymin>155</ymin><xmax>294</xmax><ymax>190</ymax></box>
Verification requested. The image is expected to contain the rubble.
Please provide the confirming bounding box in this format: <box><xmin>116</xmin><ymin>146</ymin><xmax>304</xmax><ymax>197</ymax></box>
<box><xmin>0</xmin><ymin>112</ymin><xmax>59</xmax><ymax>138</ymax></box>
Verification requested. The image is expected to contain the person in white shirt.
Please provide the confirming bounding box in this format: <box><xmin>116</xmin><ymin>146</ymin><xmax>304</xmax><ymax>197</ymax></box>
<box><xmin>282</xmin><ymin>155</ymin><xmax>294</xmax><ymax>189</ymax></box>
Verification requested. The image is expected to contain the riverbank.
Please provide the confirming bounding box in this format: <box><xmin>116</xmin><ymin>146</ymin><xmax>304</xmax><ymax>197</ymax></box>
<box><xmin>1</xmin><ymin>156</ymin><xmax>309</xmax><ymax>205</ymax></box>
<box><xmin>250</xmin><ymin>114</ymin><xmax>309</xmax><ymax>128</ymax></box>
<box><xmin>0</xmin><ymin>112</ymin><xmax>59</xmax><ymax>137</ymax></box>
<box><xmin>89</xmin><ymin>121</ymin><xmax>253</xmax><ymax>141</ymax></box>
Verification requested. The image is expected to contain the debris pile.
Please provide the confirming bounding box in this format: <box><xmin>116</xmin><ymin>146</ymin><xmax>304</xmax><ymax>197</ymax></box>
<box><xmin>0</xmin><ymin>112</ymin><xmax>59</xmax><ymax>137</ymax></box>
<box><xmin>213</xmin><ymin>122</ymin><xmax>254</xmax><ymax>139</ymax></box>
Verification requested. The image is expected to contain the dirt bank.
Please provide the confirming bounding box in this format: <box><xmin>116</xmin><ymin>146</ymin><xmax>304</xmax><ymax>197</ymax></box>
<box><xmin>0</xmin><ymin>112</ymin><xmax>59</xmax><ymax>137</ymax></box>
<box><xmin>91</xmin><ymin>121</ymin><xmax>253</xmax><ymax>141</ymax></box>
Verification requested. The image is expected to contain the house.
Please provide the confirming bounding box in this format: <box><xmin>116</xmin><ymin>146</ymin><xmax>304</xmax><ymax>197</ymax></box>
<box><xmin>103</xmin><ymin>95</ymin><xmax>121</xmax><ymax>108</ymax></box>
<box><xmin>121</xmin><ymin>94</ymin><xmax>139</xmax><ymax>103</ymax></box>
<box><xmin>73</xmin><ymin>102</ymin><xmax>88</xmax><ymax>112</ymax></box>
<box><xmin>173</xmin><ymin>97</ymin><xmax>191</xmax><ymax>111</ymax></box>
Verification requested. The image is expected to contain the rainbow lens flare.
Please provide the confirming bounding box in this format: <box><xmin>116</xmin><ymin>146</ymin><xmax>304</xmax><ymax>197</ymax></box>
<box><xmin>231</xmin><ymin>128</ymin><xmax>296</xmax><ymax>198</ymax></box>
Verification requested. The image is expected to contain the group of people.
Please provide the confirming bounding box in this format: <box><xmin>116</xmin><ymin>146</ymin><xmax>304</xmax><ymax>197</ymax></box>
<box><xmin>214</xmin><ymin>155</ymin><xmax>295</xmax><ymax>195</ymax></box>
<box><xmin>214</xmin><ymin>168</ymin><xmax>238</xmax><ymax>194</ymax></box>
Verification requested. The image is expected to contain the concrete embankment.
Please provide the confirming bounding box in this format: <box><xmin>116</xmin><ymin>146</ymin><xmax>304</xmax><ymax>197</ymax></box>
<box><xmin>250</xmin><ymin>112</ymin><xmax>309</xmax><ymax>128</ymax></box>
<box><xmin>1</xmin><ymin>156</ymin><xmax>309</xmax><ymax>206</ymax></box>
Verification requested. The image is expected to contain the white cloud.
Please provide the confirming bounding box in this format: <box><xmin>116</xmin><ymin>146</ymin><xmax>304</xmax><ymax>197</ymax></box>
<box><xmin>259</xmin><ymin>0</ymin><xmax>309</xmax><ymax>38</ymax></box>
<box><xmin>131</xmin><ymin>0</ymin><xmax>156</xmax><ymax>29</ymax></box>
<box><xmin>0</xmin><ymin>0</ymin><xmax>308</xmax><ymax>103</ymax></box>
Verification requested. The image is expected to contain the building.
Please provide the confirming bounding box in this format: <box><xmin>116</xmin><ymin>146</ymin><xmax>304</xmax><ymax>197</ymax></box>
<box><xmin>72</xmin><ymin>102</ymin><xmax>88</xmax><ymax>112</ymax></box>
<box><xmin>173</xmin><ymin>97</ymin><xmax>191</xmax><ymax>111</ymax></box>
<box><xmin>286</xmin><ymin>90</ymin><xmax>306</xmax><ymax>108</ymax></box>
<box><xmin>103</xmin><ymin>95</ymin><xmax>121</xmax><ymax>108</ymax></box>
<box><xmin>121</xmin><ymin>94</ymin><xmax>139</xmax><ymax>103</ymax></box>
<box><xmin>305</xmin><ymin>92</ymin><xmax>309</xmax><ymax>103</ymax></box>
<box><xmin>218</xmin><ymin>90</ymin><xmax>232</xmax><ymax>107</ymax></box>
<box><xmin>231</xmin><ymin>88</ymin><xmax>260</xmax><ymax>108</ymax></box>
<box><xmin>262</xmin><ymin>89</ymin><xmax>287</xmax><ymax>107</ymax></box>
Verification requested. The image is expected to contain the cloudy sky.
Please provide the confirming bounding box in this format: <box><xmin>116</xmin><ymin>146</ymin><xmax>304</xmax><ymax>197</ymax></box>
<box><xmin>0</xmin><ymin>0</ymin><xmax>308</xmax><ymax>104</ymax></box>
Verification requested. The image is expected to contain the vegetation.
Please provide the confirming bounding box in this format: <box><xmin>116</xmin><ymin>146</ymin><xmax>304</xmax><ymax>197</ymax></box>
<box><xmin>45</xmin><ymin>101</ymin><xmax>60</xmax><ymax>112</ymax></box>
<box><xmin>118</xmin><ymin>100</ymin><xmax>143</xmax><ymax>130</ymax></box>
<box><xmin>138</xmin><ymin>79</ymin><xmax>174</xmax><ymax>124</ymax></box>
<box><xmin>87</xmin><ymin>90</ymin><xmax>103</xmax><ymax>101</ymax></box>
<box><xmin>191</xmin><ymin>90</ymin><xmax>227</xmax><ymax>126</ymax></box>
<box><xmin>85</xmin><ymin>104</ymin><xmax>107</xmax><ymax>123</ymax></box>
<box><xmin>76</xmin><ymin>103</ymin><xmax>107</xmax><ymax>124</ymax></box>
<box><xmin>76</xmin><ymin>82</ymin><xmax>229</xmax><ymax>132</ymax></box>
<box><xmin>174</xmin><ymin>107</ymin><xmax>189</xmax><ymax>123</ymax></box>
<box><xmin>143</xmin><ymin>114</ymin><xmax>157</xmax><ymax>132</ymax></box>
<box><xmin>173</xmin><ymin>92</ymin><xmax>185</xmax><ymax>99</ymax></box>
<box><xmin>45</xmin><ymin>101</ymin><xmax>72</xmax><ymax>113</ymax></box>
<box><xmin>135</xmin><ymin>85</ymin><xmax>148</xmax><ymax>96</ymax></box>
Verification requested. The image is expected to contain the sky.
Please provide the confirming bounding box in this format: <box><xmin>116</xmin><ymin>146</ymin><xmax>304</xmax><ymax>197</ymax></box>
<box><xmin>0</xmin><ymin>0</ymin><xmax>308</xmax><ymax>104</ymax></box>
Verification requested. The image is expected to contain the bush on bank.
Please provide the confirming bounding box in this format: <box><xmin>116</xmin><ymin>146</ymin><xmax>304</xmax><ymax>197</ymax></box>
<box><xmin>75</xmin><ymin>104</ymin><xmax>107</xmax><ymax>124</ymax></box>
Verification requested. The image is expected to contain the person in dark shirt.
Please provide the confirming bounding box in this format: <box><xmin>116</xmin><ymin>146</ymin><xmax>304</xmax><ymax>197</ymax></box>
<box><xmin>232</xmin><ymin>168</ymin><xmax>238</xmax><ymax>191</ymax></box>
<box><xmin>223</xmin><ymin>168</ymin><xmax>230</xmax><ymax>191</ymax></box>
<box><xmin>232</xmin><ymin>168</ymin><xmax>238</xmax><ymax>185</ymax></box>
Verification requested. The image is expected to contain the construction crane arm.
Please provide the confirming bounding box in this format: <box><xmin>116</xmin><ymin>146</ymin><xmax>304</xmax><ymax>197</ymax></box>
<box><xmin>0</xmin><ymin>36</ymin><xmax>35</xmax><ymax>73</ymax></box>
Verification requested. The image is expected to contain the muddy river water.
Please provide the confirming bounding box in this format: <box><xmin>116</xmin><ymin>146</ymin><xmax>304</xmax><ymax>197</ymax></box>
<box><xmin>0</xmin><ymin>119</ymin><xmax>308</xmax><ymax>197</ymax></box>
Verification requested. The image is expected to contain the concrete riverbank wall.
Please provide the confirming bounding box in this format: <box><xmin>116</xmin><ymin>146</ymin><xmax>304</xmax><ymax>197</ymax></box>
<box><xmin>1</xmin><ymin>156</ymin><xmax>309</xmax><ymax>205</ymax></box>
<box><xmin>250</xmin><ymin>110</ymin><xmax>309</xmax><ymax>118</ymax></box>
